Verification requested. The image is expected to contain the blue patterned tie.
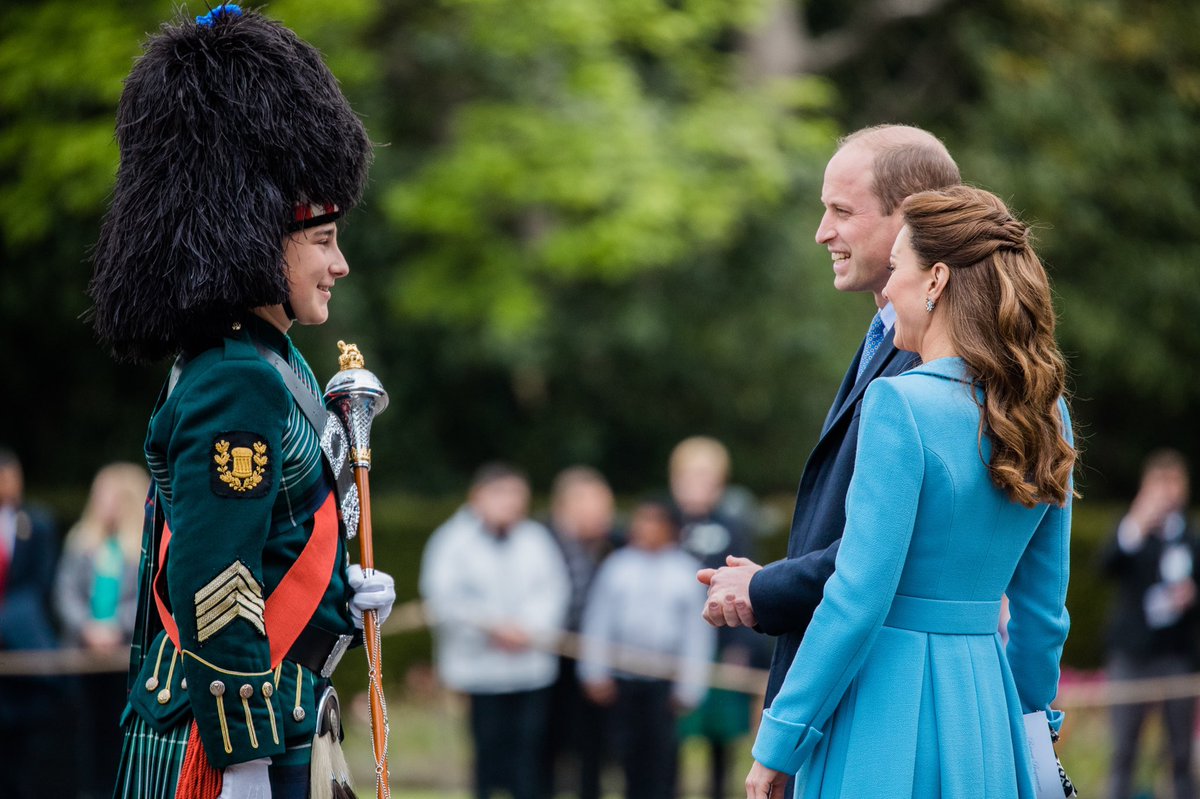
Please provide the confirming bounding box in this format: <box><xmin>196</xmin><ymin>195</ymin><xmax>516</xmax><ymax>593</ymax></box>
<box><xmin>856</xmin><ymin>311</ymin><xmax>885</xmax><ymax>382</ymax></box>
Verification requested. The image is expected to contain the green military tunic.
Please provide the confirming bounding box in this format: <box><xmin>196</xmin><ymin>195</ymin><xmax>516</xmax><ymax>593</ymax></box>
<box><xmin>115</xmin><ymin>317</ymin><xmax>356</xmax><ymax>796</ymax></box>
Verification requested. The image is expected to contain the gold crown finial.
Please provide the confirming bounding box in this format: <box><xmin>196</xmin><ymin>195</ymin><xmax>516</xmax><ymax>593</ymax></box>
<box><xmin>337</xmin><ymin>340</ymin><xmax>365</xmax><ymax>371</ymax></box>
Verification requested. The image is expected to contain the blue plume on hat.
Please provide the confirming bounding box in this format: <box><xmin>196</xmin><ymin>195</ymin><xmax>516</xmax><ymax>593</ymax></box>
<box><xmin>196</xmin><ymin>4</ymin><xmax>242</xmax><ymax>27</ymax></box>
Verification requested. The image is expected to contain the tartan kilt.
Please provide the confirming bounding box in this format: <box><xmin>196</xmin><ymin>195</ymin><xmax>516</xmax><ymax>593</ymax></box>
<box><xmin>112</xmin><ymin>714</ymin><xmax>316</xmax><ymax>799</ymax></box>
<box><xmin>112</xmin><ymin>715</ymin><xmax>189</xmax><ymax>799</ymax></box>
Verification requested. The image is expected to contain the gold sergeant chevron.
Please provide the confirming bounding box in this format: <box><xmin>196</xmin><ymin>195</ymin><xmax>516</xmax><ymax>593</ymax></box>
<box><xmin>194</xmin><ymin>561</ymin><xmax>266</xmax><ymax>642</ymax></box>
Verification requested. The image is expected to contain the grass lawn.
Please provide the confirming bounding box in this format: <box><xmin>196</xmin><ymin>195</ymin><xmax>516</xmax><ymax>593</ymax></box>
<box><xmin>338</xmin><ymin>675</ymin><xmax>1184</xmax><ymax>798</ymax></box>
<box><xmin>340</xmin><ymin>680</ymin><xmax>758</xmax><ymax>798</ymax></box>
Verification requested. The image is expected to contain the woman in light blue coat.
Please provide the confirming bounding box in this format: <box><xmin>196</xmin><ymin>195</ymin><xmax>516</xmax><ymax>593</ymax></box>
<box><xmin>746</xmin><ymin>186</ymin><xmax>1077</xmax><ymax>799</ymax></box>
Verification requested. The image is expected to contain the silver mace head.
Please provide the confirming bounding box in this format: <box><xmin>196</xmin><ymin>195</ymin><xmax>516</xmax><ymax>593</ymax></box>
<box><xmin>324</xmin><ymin>341</ymin><xmax>389</xmax><ymax>470</ymax></box>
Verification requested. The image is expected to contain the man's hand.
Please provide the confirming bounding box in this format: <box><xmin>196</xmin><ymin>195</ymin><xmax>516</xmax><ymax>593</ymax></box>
<box><xmin>1171</xmin><ymin>578</ymin><xmax>1197</xmax><ymax>611</ymax></box>
<box><xmin>1129</xmin><ymin>479</ymin><xmax>1176</xmax><ymax>534</ymax></box>
<box><xmin>488</xmin><ymin>623</ymin><xmax>532</xmax><ymax>652</ymax></box>
<box><xmin>583</xmin><ymin>678</ymin><xmax>617</xmax><ymax>706</ymax></box>
<box><xmin>745</xmin><ymin>760</ymin><xmax>788</xmax><ymax>799</ymax></box>
<box><xmin>218</xmin><ymin>758</ymin><xmax>271</xmax><ymax>799</ymax></box>
<box><xmin>698</xmin><ymin>555</ymin><xmax>762</xmax><ymax>628</ymax></box>
<box><xmin>81</xmin><ymin>622</ymin><xmax>123</xmax><ymax>653</ymax></box>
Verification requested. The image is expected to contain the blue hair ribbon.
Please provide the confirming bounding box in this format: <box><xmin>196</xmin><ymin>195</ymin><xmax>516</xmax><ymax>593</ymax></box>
<box><xmin>196</xmin><ymin>4</ymin><xmax>243</xmax><ymax>27</ymax></box>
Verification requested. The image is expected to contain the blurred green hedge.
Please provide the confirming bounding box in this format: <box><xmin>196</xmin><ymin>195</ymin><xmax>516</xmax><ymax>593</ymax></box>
<box><xmin>1062</xmin><ymin>501</ymin><xmax>1121</xmax><ymax>670</ymax></box>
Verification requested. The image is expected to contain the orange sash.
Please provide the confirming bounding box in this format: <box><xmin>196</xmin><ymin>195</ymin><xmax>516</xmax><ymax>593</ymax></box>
<box><xmin>154</xmin><ymin>492</ymin><xmax>340</xmax><ymax>667</ymax></box>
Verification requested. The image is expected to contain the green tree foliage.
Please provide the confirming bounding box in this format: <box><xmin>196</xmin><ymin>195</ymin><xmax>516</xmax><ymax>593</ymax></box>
<box><xmin>9</xmin><ymin>0</ymin><xmax>1196</xmax><ymax>507</ymax></box>
<box><xmin>951</xmin><ymin>0</ymin><xmax>1200</xmax><ymax>496</ymax></box>
<box><xmin>349</xmin><ymin>0</ymin><xmax>849</xmax><ymax>490</ymax></box>
<box><xmin>0</xmin><ymin>0</ymin><xmax>381</xmax><ymax>484</ymax></box>
<box><xmin>0</xmin><ymin>4</ymin><xmax>136</xmax><ymax>248</ymax></box>
<box><xmin>379</xmin><ymin>0</ymin><xmax>827</xmax><ymax>341</ymax></box>
<box><xmin>1</xmin><ymin>2</ymin><xmax>172</xmax><ymax>482</ymax></box>
<box><xmin>3</xmin><ymin>0</ymin><xmax>853</xmax><ymax>494</ymax></box>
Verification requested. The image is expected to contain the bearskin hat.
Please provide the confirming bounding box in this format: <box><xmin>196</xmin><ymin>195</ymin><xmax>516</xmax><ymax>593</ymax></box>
<box><xmin>90</xmin><ymin>4</ymin><xmax>372</xmax><ymax>362</ymax></box>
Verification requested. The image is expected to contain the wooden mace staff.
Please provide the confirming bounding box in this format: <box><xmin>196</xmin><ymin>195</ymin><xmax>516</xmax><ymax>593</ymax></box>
<box><xmin>325</xmin><ymin>341</ymin><xmax>391</xmax><ymax>799</ymax></box>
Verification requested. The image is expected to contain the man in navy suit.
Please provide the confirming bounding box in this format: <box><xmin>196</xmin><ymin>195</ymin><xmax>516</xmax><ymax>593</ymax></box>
<box><xmin>0</xmin><ymin>448</ymin><xmax>65</xmax><ymax>798</ymax></box>
<box><xmin>697</xmin><ymin>126</ymin><xmax>960</xmax><ymax>710</ymax></box>
<box><xmin>0</xmin><ymin>450</ymin><xmax>58</xmax><ymax>653</ymax></box>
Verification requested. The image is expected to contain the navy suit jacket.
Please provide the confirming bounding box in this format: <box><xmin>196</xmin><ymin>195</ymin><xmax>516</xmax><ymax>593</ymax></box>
<box><xmin>0</xmin><ymin>506</ymin><xmax>58</xmax><ymax>652</ymax></box>
<box><xmin>749</xmin><ymin>326</ymin><xmax>918</xmax><ymax>707</ymax></box>
<box><xmin>0</xmin><ymin>505</ymin><xmax>60</xmax><ymax>727</ymax></box>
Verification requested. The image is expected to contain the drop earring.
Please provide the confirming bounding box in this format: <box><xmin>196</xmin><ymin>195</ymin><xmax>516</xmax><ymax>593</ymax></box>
<box><xmin>925</xmin><ymin>297</ymin><xmax>936</xmax><ymax>313</ymax></box>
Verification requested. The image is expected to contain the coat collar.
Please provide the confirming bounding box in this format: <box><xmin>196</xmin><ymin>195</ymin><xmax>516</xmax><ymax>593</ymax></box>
<box><xmin>906</xmin><ymin>356</ymin><xmax>972</xmax><ymax>385</ymax></box>
<box><xmin>240</xmin><ymin>314</ymin><xmax>290</xmax><ymax>358</ymax></box>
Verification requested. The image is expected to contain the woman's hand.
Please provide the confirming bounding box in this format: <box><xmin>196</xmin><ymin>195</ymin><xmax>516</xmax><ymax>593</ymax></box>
<box><xmin>745</xmin><ymin>760</ymin><xmax>789</xmax><ymax>799</ymax></box>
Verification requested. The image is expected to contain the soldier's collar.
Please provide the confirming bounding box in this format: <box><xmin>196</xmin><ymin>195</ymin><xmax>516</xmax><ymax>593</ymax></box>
<box><xmin>237</xmin><ymin>314</ymin><xmax>290</xmax><ymax>358</ymax></box>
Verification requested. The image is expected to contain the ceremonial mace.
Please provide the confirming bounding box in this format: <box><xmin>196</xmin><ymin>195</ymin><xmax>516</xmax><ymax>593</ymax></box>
<box><xmin>325</xmin><ymin>341</ymin><xmax>391</xmax><ymax>799</ymax></box>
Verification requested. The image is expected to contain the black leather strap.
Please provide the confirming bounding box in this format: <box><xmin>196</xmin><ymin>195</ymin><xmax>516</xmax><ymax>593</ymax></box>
<box><xmin>254</xmin><ymin>341</ymin><xmax>359</xmax><ymax>534</ymax></box>
<box><xmin>252</xmin><ymin>342</ymin><xmax>329</xmax><ymax>435</ymax></box>
<box><xmin>286</xmin><ymin>624</ymin><xmax>349</xmax><ymax>673</ymax></box>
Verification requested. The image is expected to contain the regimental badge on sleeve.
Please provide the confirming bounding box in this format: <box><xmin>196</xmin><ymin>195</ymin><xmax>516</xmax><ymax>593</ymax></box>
<box><xmin>210</xmin><ymin>432</ymin><xmax>272</xmax><ymax>498</ymax></box>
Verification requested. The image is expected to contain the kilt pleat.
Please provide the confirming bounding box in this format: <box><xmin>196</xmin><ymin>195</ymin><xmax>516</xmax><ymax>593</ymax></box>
<box><xmin>112</xmin><ymin>716</ymin><xmax>189</xmax><ymax>799</ymax></box>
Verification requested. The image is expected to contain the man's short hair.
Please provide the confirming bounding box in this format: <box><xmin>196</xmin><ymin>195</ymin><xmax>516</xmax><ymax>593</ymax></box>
<box><xmin>0</xmin><ymin>448</ymin><xmax>19</xmax><ymax>472</ymax></box>
<box><xmin>839</xmin><ymin>125</ymin><xmax>961</xmax><ymax>215</ymax></box>
<box><xmin>634</xmin><ymin>494</ymin><xmax>684</xmax><ymax>535</ymax></box>
<box><xmin>551</xmin><ymin>465</ymin><xmax>609</xmax><ymax>499</ymax></box>
<box><xmin>669</xmin><ymin>436</ymin><xmax>730</xmax><ymax>480</ymax></box>
<box><xmin>470</xmin><ymin>461</ymin><xmax>529</xmax><ymax>491</ymax></box>
<box><xmin>1143</xmin><ymin>448</ymin><xmax>1188</xmax><ymax>477</ymax></box>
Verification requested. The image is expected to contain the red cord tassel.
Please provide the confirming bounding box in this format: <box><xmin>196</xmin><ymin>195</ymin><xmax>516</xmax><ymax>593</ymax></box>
<box><xmin>175</xmin><ymin>720</ymin><xmax>223</xmax><ymax>799</ymax></box>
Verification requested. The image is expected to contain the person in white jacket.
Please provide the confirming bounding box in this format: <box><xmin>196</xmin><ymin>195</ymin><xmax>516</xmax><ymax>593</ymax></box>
<box><xmin>580</xmin><ymin>498</ymin><xmax>716</xmax><ymax>799</ymax></box>
<box><xmin>420</xmin><ymin>462</ymin><xmax>570</xmax><ymax>799</ymax></box>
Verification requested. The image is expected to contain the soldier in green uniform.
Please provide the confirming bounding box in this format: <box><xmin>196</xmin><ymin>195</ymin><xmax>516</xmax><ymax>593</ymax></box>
<box><xmin>89</xmin><ymin>5</ymin><xmax>393</xmax><ymax>798</ymax></box>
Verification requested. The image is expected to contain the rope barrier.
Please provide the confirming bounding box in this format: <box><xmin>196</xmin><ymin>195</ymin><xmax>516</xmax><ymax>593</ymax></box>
<box><xmin>0</xmin><ymin>647</ymin><xmax>128</xmax><ymax>676</ymax></box>
<box><xmin>2</xmin><ymin>600</ymin><xmax>1194</xmax><ymax>710</ymax></box>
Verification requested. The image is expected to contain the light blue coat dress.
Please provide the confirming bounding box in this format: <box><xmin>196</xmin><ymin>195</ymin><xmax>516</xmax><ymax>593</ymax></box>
<box><xmin>752</xmin><ymin>357</ymin><xmax>1071</xmax><ymax>798</ymax></box>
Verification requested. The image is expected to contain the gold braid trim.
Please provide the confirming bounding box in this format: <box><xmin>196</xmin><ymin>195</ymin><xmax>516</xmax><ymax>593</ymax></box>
<box><xmin>180</xmin><ymin>650</ymin><xmax>274</xmax><ymax>678</ymax></box>
<box><xmin>148</xmin><ymin>635</ymin><xmax>169</xmax><ymax>690</ymax></box>
<box><xmin>265</xmin><ymin>695</ymin><xmax>279</xmax><ymax>745</ymax></box>
<box><xmin>158</xmin><ymin>649</ymin><xmax>179</xmax><ymax>704</ymax></box>
<box><xmin>216</xmin><ymin>694</ymin><xmax>232</xmax><ymax>754</ymax></box>
<box><xmin>294</xmin><ymin>663</ymin><xmax>303</xmax><ymax>715</ymax></box>
<box><xmin>180</xmin><ymin>650</ymin><xmax>274</xmax><ymax>755</ymax></box>
<box><xmin>242</xmin><ymin>695</ymin><xmax>259</xmax><ymax>750</ymax></box>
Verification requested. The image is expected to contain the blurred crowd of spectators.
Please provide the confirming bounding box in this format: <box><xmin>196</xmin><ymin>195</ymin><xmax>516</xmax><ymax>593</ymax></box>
<box><xmin>8</xmin><ymin>441</ymin><xmax>1200</xmax><ymax>799</ymax></box>
<box><xmin>0</xmin><ymin>449</ymin><xmax>147</xmax><ymax>798</ymax></box>
<box><xmin>0</xmin><ymin>437</ymin><xmax>767</xmax><ymax>799</ymax></box>
<box><xmin>420</xmin><ymin>436</ymin><xmax>772</xmax><ymax>799</ymax></box>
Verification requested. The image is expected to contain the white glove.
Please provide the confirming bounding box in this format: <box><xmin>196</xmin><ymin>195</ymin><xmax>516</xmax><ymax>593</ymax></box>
<box><xmin>347</xmin><ymin>564</ymin><xmax>396</xmax><ymax>629</ymax></box>
<box><xmin>218</xmin><ymin>757</ymin><xmax>271</xmax><ymax>799</ymax></box>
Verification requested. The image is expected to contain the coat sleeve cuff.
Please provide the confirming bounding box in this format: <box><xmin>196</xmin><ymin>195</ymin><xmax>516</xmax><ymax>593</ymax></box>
<box><xmin>751</xmin><ymin>710</ymin><xmax>824</xmax><ymax>774</ymax></box>
<box><xmin>183</xmin><ymin>654</ymin><xmax>286</xmax><ymax>768</ymax></box>
<box><xmin>748</xmin><ymin>562</ymin><xmax>793</xmax><ymax>636</ymax></box>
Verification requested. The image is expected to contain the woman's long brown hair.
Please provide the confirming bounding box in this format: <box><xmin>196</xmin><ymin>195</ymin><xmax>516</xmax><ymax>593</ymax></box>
<box><xmin>902</xmin><ymin>186</ymin><xmax>1077</xmax><ymax>507</ymax></box>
